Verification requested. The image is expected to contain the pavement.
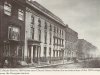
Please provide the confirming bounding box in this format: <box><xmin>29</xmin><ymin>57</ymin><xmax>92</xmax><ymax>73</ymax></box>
<box><xmin>21</xmin><ymin>60</ymin><xmax>74</xmax><ymax>68</ymax></box>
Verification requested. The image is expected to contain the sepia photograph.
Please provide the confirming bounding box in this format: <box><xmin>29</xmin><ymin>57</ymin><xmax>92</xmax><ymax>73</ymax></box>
<box><xmin>0</xmin><ymin>0</ymin><xmax>100</xmax><ymax>69</ymax></box>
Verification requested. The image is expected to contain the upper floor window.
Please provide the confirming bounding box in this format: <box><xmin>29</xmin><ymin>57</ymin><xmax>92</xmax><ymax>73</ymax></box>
<box><xmin>50</xmin><ymin>24</ymin><xmax>52</xmax><ymax>31</ymax></box>
<box><xmin>62</xmin><ymin>30</ymin><xmax>63</xmax><ymax>36</ymax></box>
<box><xmin>60</xmin><ymin>29</ymin><xmax>61</xmax><ymax>34</ymax></box>
<box><xmin>53</xmin><ymin>50</ymin><xmax>55</xmax><ymax>57</ymax></box>
<box><xmin>62</xmin><ymin>39</ymin><xmax>64</xmax><ymax>46</ymax></box>
<box><xmin>44</xmin><ymin>21</ymin><xmax>47</xmax><ymax>29</ymax></box>
<box><xmin>50</xmin><ymin>32</ymin><xmax>52</xmax><ymax>45</ymax></box>
<box><xmin>18</xmin><ymin>9</ymin><xmax>24</xmax><ymax>21</ymax></box>
<box><xmin>44</xmin><ymin>31</ymin><xmax>47</xmax><ymax>44</ymax></box>
<box><xmin>8</xmin><ymin>26</ymin><xmax>20</xmax><ymax>41</ymax></box>
<box><xmin>38</xmin><ymin>18</ymin><xmax>41</xmax><ymax>27</ymax></box>
<box><xmin>60</xmin><ymin>39</ymin><xmax>61</xmax><ymax>45</ymax></box>
<box><xmin>49</xmin><ymin>48</ymin><xmax>51</xmax><ymax>56</ymax></box>
<box><xmin>57</xmin><ymin>28</ymin><xmax>59</xmax><ymax>33</ymax></box>
<box><xmin>31</xmin><ymin>15</ymin><xmax>34</xmax><ymax>25</ymax></box>
<box><xmin>31</xmin><ymin>27</ymin><xmax>34</xmax><ymax>40</ymax></box>
<box><xmin>38</xmin><ymin>29</ymin><xmax>41</xmax><ymax>41</ymax></box>
<box><xmin>57</xmin><ymin>39</ymin><xmax>58</xmax><ymax>45</ymax></box>
<box><xmin>54</xmin><ymin>26</ymin><xmax>56</xmax><ymax>32</ymax></box>
<box><xmin>54</xmin><ymin>37</ymin><xmax>55</xmax><ymax>44</ymax></box>
<box><xmin>60</xmin><ymin>29</ymin><xmax>61</xmax><ymax>37</ymax></box>
<box><xmin>55</xmin><ymin>27</ymin><xmax>57</xmax><ymax>33</ymax></box>
<box><xmin>58</xmin><ymin>39</ymin><xmax>59</xmax><ymax>45</ymax></box>
<box><xmin>4</xmin><ymin>2</ymin><xmax>12</xmax><ymax>16</ymax></box>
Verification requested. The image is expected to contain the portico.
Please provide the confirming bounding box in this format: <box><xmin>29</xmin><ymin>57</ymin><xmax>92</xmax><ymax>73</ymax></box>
<box><xmin>27</xmin><ymin>40</ymin><xmax>41</xmax><ymax>64</ymax></box>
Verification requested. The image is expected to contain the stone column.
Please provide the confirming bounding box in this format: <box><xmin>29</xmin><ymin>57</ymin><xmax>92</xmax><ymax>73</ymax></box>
<box><xmin>37</xmin><ymin>46</ymin><xmax>38</xmax><ymax>63</ymax></box>
<box><xmin>35</xmin><ymin>46</ymin><xmax>37</xmax><ymax>63</ymax></box>
<box><xmin>38</xmin><ymin>46</ymin><xmax>41</xmax><ymax>64</ymax></box>
<box><xmin>31</xmin><ymin>46</ymin><xmax>33</xmax><ymax>63</ymax></box>
<box><xmin>35</xmin><ymin>46</ymin><xmax>37</xmax><ymax>57</ymax></box>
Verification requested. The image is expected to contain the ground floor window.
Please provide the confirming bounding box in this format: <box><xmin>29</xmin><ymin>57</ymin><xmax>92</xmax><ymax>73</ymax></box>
<box><xmin>49</xmin><ymin>48</ymin><xmax>51</xmax><ymax>57</ymax></box>
<box><xmin>44</xmin><ymin>47</ymin><xmax>47</xmax><ymax>57</ymax></box>
<box><xmin>53</xmin><ymin>50</ymin><xmax>55</xmax><ymax>57</ymax></box>
<box><xmin>3</xmin><ymin>44</ymin><xmax>10</xmax><ymax>56</ymax></box>
<box><xmin>18</xmin><ymin>46</ymin><xmax>23</xmax><ymax>60</ymax></box>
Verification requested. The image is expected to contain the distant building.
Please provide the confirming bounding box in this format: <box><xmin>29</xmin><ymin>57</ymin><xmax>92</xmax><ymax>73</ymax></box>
<box><xmin>76</xmin><ymin>39</ymin><xmax>98</xmax><ymax>59</ymax></box>
<box><xmin>64</xmin><ymin>25</ymin><xmax>78</xmax><ymax>60</ymax></box>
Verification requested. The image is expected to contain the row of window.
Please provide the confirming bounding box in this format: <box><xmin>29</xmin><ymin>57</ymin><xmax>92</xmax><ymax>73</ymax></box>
<box><xmin>53</xmin><ymin>50</ymin><xmax>63</xmax><ymax>57</ymax></box>
<box><xmin>30</xmin><ymin>26</ymin><xmax>41</xmax><ymax>41</ymax></box>
<box><xmin>5</xmin><ymin>1</ymin><xmax>63</xmax><ymax>44</ymax></box>
<box><xmin>4</xmin><ymin>2</ymin><xmax>24</xmax><ymax>21</ymax></box>
<box><xmin>4</xmin><ymin>1</ymin><xmax>52</xmax><ymax>31</ymax></box>
<box><xmin>43</xmin><ymin>47</ymin><xmax>63</xmax><ymax>58</ymax></box>
<box><xmin>31</xmin><ymin>15</ymin><xmax>52</xmax><ymax>30</ymax></box>
<box><xmin>31</xmin><ymin>16</ymin><xmax>50</xmax><ymax>43</ymax></box>
<box><xmin>54</xmin><ymin>26</ymin><xmax>64</xmax><ymax>37</ymax></box>
<box><xmin>31</xmin><ymin>16</ymin><xmax>52</xmax><ymax>43</ymax></box>
<box><xmin>43</xmin><ymin>47</ymin><xmax>52</xmax><ymax>57</ymax></box>
<box><xmin>54</xmin><ymin>37</ymin><xmax>64</xmax><ymax>46</ymax></box>
<box><xmin>31</xmin><ymin>16</ymin><xmax>64</xmax><ymax>45</ymax></box>
<box><xmin>4</xmin><ymin>1</ymin><xmax>64</xmax><ymax>36</ymax></box>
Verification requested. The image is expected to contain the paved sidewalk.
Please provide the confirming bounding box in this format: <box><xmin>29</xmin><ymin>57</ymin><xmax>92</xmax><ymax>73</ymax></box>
<box><xmin>21</xmin><ymin>60</ymin><xmax>74</xmax><ymax>68</ymax></box>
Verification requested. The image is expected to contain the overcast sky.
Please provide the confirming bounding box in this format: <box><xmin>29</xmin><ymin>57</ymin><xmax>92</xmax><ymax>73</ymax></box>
<box><xmin>35</xmin><ymin>0</ymin><xmax>100</xmax><ymax>50</ymax></box>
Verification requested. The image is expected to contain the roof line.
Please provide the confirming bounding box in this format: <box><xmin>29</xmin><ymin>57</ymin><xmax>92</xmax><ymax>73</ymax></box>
<box><xmin>26</xmin><ymin>0</ymin><xmax>65</xmax><ymax>26</ymax></box>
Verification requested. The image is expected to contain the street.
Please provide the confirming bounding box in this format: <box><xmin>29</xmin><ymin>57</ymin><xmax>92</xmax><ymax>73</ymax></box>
<box><xmin>38</xmin><ymin>58</ymin><xmax>100</xmax><ymax>68</ymax></box>
<box><xmin>54</xmin><ymin>63</ymin><xmax>83</xmax><ymax>68</ymax></box>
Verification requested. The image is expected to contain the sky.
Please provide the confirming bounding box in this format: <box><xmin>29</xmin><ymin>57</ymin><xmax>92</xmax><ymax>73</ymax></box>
<box><xmin>34</xmin><ymin>0</ymin><xmax>100</xmax><ymax>50</ymax></box>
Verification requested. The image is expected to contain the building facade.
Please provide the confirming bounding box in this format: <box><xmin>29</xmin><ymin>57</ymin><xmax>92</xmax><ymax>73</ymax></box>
<box><xmin>0</xmin><ymin>0</ymin><xmax>26</xmax><ymax>67</ymax></box>
<box><xmin>24</xmin><ymin>1</ymin><xmax>65</xmax><ymax>64</ymax></box>
<box><xmin>0</xmin><ymin>0</ymin><xmax>98</xmax><ymax>67</ymax></box>
<box><xmin>64</xmin><ymin>25</ymin><xmax>78</xmax><ymax>61</ymax></box>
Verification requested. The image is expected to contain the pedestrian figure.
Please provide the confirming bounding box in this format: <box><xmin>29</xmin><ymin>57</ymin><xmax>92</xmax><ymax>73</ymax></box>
<box><xmin>3</xmin><ymin>59</ymin><xmax>9</xmax><ymax>68</ymax></box>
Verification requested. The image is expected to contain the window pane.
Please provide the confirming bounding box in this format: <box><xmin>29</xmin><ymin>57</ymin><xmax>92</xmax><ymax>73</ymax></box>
<box><xmin>18</xmin><ymin>9</ymin><xmax>24</xmax><ymax>21</ymax></box>
<box><xmin>38</xmin><ymin>19</ymin><xmax>41</xmax><ymax>27</ymax></box>
<box><xmin>8</xmin><ymin>26</ymin><xmax>20</xmax><ymax>41</ymax></box>
<box><xmin>31</xmin><ymin>27</ymin><xmax>34</xmax><ymax>39</ymax></box>
<box><xmin>31</xmin><ymin>16</ymin><xmax>34</xmax><ymax>24</ymax></box>
<box><xmin>4</xmin><ymin>2</ymin><xmax>11</xmax><ymax>16</ymax></box>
